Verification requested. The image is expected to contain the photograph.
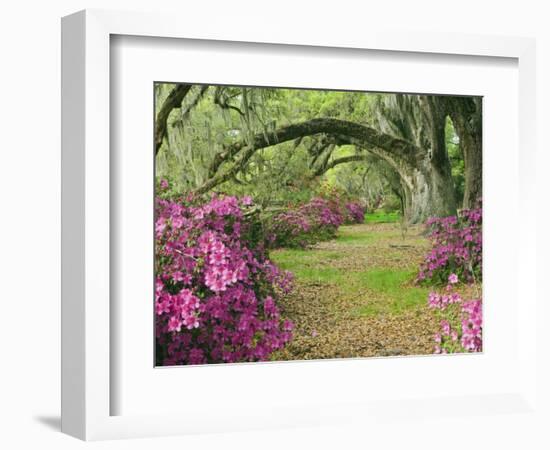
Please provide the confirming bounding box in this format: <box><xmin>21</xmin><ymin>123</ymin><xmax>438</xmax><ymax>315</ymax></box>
<box><xmin>154</xmin><ymin>83</ymin><xmax>483</xmax><ymax>366</ymax></box>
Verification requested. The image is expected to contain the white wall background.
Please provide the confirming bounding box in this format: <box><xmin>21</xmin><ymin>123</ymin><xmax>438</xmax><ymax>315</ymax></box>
<box><xmin>0</xmin><ymin>1</ymin><xmax>547</xmax><ymax>449</ymax></box>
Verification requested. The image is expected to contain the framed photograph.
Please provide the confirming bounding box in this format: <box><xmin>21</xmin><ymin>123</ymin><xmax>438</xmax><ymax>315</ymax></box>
<box><xmin>62</xmin><ymin>9</ymin><xmax>539</xmax><ymax>441</ymax></box>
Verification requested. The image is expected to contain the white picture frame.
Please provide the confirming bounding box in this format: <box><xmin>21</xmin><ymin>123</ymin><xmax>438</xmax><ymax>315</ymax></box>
<box><xmin>61</xmin><ymin>9</ymin><xmax>539</xmax><ymax>441</ymax></box>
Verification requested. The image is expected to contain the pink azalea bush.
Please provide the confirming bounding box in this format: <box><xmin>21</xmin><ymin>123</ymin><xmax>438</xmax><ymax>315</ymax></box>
<box><xmin>344</xmin><ymin>201</ymin><xmax>366</xmax><ymax>224</ymax></box>
<box><xmin>267</xmin><ymin>209</ymin><xmax>312</xmax><ymax>248</ymax></box>
<box><xmin>267</xmin><ymin>196</ymin><xmax>345</xmax><ymax>248</ymax></box>
<box><xmin>155</xmin><ymin>181</ymin><xmax>294</xmax><ymax>365</ymax></box>
<box><xmin>418</xmin><ymin>199</ymin><xmax>482</xmax><ymax>285</ymax></box>
<box><xmin>299</xmin><ymin>196</ymin><xmax>345</xmax><ymax>233</ymax></box>
<box><xmin>428</xmin><ymin>274</ymin><xmax>482</xmax><ymax>353</ymax></box>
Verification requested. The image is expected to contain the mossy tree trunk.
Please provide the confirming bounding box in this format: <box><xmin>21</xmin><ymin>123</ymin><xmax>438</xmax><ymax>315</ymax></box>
<box><xmin>445</xmin><ymin>97</ymin><xmax>482</xmax><ymax>209</ymax></box>
<box><xmin>371</xmin><ymin>94</ymin><xmax>457</xmax><ymax>222</ymax></box>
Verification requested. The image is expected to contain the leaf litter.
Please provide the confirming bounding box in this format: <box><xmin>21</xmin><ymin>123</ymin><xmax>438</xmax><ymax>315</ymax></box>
<box><xmin>271</xmin><ymin>222</ymin><xmax>441</xmax><ymax>361</ymax></box>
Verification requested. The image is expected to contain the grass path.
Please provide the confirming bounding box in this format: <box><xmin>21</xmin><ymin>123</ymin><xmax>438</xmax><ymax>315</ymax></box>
<box><xmin>269</xmin><ymin>221</ymin><xmax>441</xmax><ymax>360</ymax></box>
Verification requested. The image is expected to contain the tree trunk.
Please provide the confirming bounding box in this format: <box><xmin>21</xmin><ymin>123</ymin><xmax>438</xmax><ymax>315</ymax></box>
<box><xmin>373</xmin><ymin>94</ymin><xmax>457</xmax><ymax>222</ymax></box>
<box><xmin>446</xmin><ymin>97</ymin><xmax>482</xmax><ymax>209</ymax></box>
<box><xmin>419</xmin><ymin>96</ymin><xmax>457</xmax><ymax>219</ymax></box>
<box><xmin>400</xmin><ymin>172</ymin><xmax>455</xmax><ymax>223</ymax></box>
<box><xmin>369</xmin><ymin>147</ymin><xmax>456</xmax><ymax>223</ymax></box>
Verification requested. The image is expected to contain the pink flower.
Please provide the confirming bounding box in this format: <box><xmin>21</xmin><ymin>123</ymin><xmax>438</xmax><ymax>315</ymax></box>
<box><xmin>448</xmin><ymin>273</ymin><xmax>459</xmax><ymax>284</ymax></box>
<box><xmin>440</xmin><ymin>320</ymin><xmax>451</xmax><ymax>335</ymax></box>
<box><xmin>172</xmin><ymin>272</ymin><xmax>185</xmax><ymax>282</ymax></box>
<box><xmin>168</xmin><ymin>316</ymin><xmax>182</xmax><ymax>332</ymax></box>
<box><xmin>283</xmin><ymin>320</ymin><xmax>294</xmax><ymax>331</ymax></box>
<box><xmin>156</xmin><ymin>298</ymin><xmax>171</xmax><ymax>315</ymax></box>
<box><xmin>155</xmin><ymin>192</ymin><xmax>296</xmax><ymax>365</ymax></box>
<box><xmin>429</xmin><ymin>286</ymin><xmax>482</xmax><ymax>354</ymax></box>
<box><xmin>171</xmin><ymin>215</ymin><xmax>184</xmax><ymax>229</ymax></box>
<box><xmin>417</xmin><ymin>201</ymin><xmax>482</xmax><ymax>285</ymax></box>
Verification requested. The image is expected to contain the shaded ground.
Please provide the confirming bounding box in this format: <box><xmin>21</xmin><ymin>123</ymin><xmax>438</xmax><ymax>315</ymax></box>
<box><xmin>270</xmin><ymin>221</ymin><xmax>441</xmax><ymax>360</ymax></box>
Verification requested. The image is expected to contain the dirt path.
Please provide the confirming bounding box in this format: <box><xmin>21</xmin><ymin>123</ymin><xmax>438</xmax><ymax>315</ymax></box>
<box><xmin>270</xmin><ymin>222</ymin><xmax>440</xmax><ymax>361</ymax></box>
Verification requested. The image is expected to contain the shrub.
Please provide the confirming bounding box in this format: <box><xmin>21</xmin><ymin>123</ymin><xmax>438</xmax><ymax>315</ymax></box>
<box><xmin>267</xmin><ymin>209</ymin><xmax>312</xmax><ymax>248</ymax></box>
<box><xmin>155</xmin><ymin>187</ymin><xmax>294</xmax><ymax>365</ymax></box>
<box><xmin>267</xmin><ymin>196</ymin><xmax>345</xmax><ymax>248</ymax></box>
<box><xmin>428</xmin><ymin>274</ymin><xmax>482</xmax><ymax>354</ymax></box>
<box><xmin>417</xmin><ymin>199</ymin><xmax>482</xmax><ymax>285</ymax></box>
<box><xmin>299</xmin><ymin>196</ymin><xmax>344</xmax><ymax>236</ymax></box>
<box><xmin>344</xmin><ymin>201</ymin><xmax>366</xmax><ymax>224</ymax></box>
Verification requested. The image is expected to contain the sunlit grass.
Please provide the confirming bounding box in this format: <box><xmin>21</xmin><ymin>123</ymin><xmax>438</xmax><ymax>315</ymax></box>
<box><xmin>365</xmin><ymin>211</ymin><xmax>401</xmax><ymax>223</ymax></box>
<box><xmin>336</xmin><ymin>226</ymin><xmax>393</xmax><ymax>245</ymax></box>
<box><xmin>270</xmin><ymin>249</ymin><xmax>345</xmax><ymax>270</ymax></box>
<box><xmin>271</xmin><ymin>248</ymin><xmax>348</xmax><ymax>282</ymax></box>
<box><xmin>270</xmin><ymin>241</ymin><xmax>428</xmax><ymax>317</ymax></box>
<box><xmin>353</xmin><ymin>269</ymin><xmax>429</xmax><ymax>316</ymax></box>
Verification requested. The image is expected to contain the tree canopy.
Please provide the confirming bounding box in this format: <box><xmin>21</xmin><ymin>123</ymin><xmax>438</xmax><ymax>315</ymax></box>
<box><xmin>155</xmin><ymin>83</ymin><xmax>481</xmax><ymax>222</ymax></box>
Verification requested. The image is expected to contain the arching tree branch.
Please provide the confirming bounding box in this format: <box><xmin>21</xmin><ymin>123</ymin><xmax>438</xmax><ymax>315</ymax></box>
<box><xmin>207</xmin><ymin>117</ymin><xmax>420</xmax><ymax>179</ymax></box>
<box><xmin>155</xmin><ymin>84</ymin><xmax>193</xmax><ymax>155</ymax></box>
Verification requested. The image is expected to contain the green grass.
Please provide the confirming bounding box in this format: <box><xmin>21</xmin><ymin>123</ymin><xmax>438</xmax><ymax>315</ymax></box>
<box><xmin>271</xmin><ymin>247</ymin><xmax>344</xmax><ymax>277</ymax></box>
<box><xmin>269</xmin><ymin>221</ymin><xmax>429</xmax><ymax>318</ymax></box>
<box><xmin>354</xmin><ymin>269</ymin><xmax>429</xmax><ymax>316</ymax></box>
<box><xmin>271</xmin><ymin>249</ymin><xmax>344</xmax><ymax>268</ymax></box>
<box><xmin>270</xmin><ymin>245</ymin><xmax>428</xmax><ymax>317</ymax></box>
<box><xmin>270</xmin><ymin>249</ymin><xmax>343</xmax><ymax>282</ymax></box>
<box><xmin>336</xmin><ymin>225</ymin><xmax>395</xmax><ymax>245</ymax></box>
<box><xmin>365</xmin><ymin>211</ymin><xmax>401</xmax><ymax>223</ymax></box>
